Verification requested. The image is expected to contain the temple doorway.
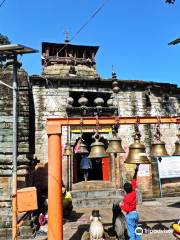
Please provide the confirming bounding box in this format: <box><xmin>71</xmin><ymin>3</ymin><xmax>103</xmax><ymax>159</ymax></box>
<box><xmin>72</xmin><ymin>132</ymin><xmax>109</xmax><ymax>183</ymax></box>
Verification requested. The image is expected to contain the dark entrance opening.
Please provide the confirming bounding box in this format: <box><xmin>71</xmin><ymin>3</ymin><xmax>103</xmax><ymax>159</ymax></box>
<box><xmin>73</xmin><ymin>132</ymin><xmax>108</xmax><ymax>183</ymax></box>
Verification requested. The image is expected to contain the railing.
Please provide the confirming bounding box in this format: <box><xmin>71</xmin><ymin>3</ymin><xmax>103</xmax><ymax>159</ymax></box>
<box><xmin>46</xmin><ymin>56</ymin><xmax>96</xmax><ymax>65</ymax></box>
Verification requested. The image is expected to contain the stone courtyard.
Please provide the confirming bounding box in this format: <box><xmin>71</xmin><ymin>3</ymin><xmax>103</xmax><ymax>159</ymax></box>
<box><xmin>62</xmin><ymin>196</ymin><xmax>180</xmax><ymax>240</ymax></box>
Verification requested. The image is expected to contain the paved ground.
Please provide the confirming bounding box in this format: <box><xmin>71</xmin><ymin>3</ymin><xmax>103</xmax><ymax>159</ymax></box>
<box><xmin>63</xmin><ymin>196</ymin><xmax>180</xmax><ymax>240</ymax></box>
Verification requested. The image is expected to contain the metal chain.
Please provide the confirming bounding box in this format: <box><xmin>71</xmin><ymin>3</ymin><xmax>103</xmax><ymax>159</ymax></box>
<box><xmin>67</xmin><ymin>116</ymin><xmax>70</xmax><ymax>144</ymax></box>
<box><xmin>113</xmin><ymin>114</ymin><xmax>119</xmax><ymax>134</ymax></box>
<box><xmin>95</xmin><ymin>114</ymin><xmax>99</xmax><ymax>135</ymax></box>
<box><xmin>80</xmin><ymin>117</ymin><xmax>83</xmax><ymax>141</ymax></box>
<box><xmin>135</xmin><ymin>116</ymin><xmax>140</xmax><ymax>134</ymax></box>
<box><xmin>154</xmin><ymin>116</ymin><xmax>162</xmax><ymax>142</ymax></box>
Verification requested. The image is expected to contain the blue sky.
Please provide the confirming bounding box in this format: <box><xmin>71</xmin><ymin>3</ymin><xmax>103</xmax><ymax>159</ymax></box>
<box><xmin>0</xmin><ymin>0</ymin><xmax>180</xmax><ymax>86</ymax></box>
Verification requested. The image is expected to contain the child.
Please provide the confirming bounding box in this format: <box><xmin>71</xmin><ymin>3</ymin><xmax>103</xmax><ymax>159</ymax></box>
<box><xmin>120</xmin><ymin>165</ymin><xmax>141</xmax><ymax>240</ymax></box>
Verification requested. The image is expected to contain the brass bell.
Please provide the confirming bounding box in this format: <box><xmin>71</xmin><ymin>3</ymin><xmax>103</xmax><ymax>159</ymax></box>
<box><xmin>151</xmin><ymin>141</ymin><xmax>169</xmax><ymax>157</ymax></box>
<box><xmin>106</xmin><ymin>135</ymin><xmax>125</xmax><ymax>154</ymax></box>
<box><xmin>125</xmin><ymin>133</ymin><xmax>150</xmax><ymax>164</ymax></box>
<box><xmin>151</xmin><ymin>125</ymin><xmax>169</xmax><ymax>157</ymax></box>
<box><xmin>173</xmin><ymin>141</ymin><xmax>180</xmax><ymax>156</ymax></box>
<box><xmin>173</xmin><ymin>130</ymin><xmax>180</xmax><ymax>156</ymax></box>
<box><xmin>88</xmin><ymin>134</ymin><xmax>108</xmax><ymax>159</ymax></box>
<box><xmin>64</xmin><ymin>144</ymin><xmax>73</xmax><ymax>156</ymax></box>
<box><xmin>76</xmin><ymin>142</ymin><xmax>89</xmax><ymax>155</ymax></box>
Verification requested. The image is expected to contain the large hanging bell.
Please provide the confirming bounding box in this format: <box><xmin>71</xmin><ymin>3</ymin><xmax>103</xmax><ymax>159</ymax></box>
<box><xmin>76</xmin><ymin>142</ymin><xmax>89</xmax><ymax>155</ymax></box>
<box><xmin>106</xmin><ymin>135</ymin><xmax>125</xmax><ymax>154</ymax></box>
<box><xmin>173</xmin><ymin>141</ymin><xmax>180</xmax><ymax>156</ymax></box>
<box><xmin>151</xmin><ymin>141</ymin><xmax>169</xmax><ymax>157</ymax></box>
<box><xmin>88</xmin><ymin>135</ymin><xmax>108</xmax><ymax>159</ymax></box>
<box><xmin>124</xmin><ymin>133</ymin><xmax>150</xmax><ymax>164</ymax></box>
<box><xmin>151</xmin><ymin>125</ymin><xmax>169</xmax><ymax>157</ymax></box>
<box><xmin>173</xmin><ymin>130</ymin><xmax>180</xmax><ymax>156</ymax></box>
<box><xmin>64</xmin><ymin>144</ymin><xmax>73</xmax><ymax>156</ymax></box>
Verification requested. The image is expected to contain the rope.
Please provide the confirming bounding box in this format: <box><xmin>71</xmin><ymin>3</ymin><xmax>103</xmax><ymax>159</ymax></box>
<box><xmin>57</xmin><ymin>0</ymin><xmax>110</xmax><ymax>56</ymax></box>
<box><xmin>0</xmin><ymin>0</ymin><xmax>6</xmax><ymax>8</ymax></box>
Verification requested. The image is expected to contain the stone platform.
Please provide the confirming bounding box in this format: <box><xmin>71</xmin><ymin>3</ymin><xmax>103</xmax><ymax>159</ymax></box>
<box><xmin>63</xmin><ymin>196</ymin><xmax>180</xmax><ymax>240</ymax></box>
<box><xmin>71</xmin><ymin>181</ymin><xmax>142</xmax><ymax>208</ymax></box>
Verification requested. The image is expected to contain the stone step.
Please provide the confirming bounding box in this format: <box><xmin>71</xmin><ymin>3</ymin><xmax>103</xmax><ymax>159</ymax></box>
<box><xmin>72</xmin><ymin>188</ymin><xmax>125</xmax><ymax>208</ymax></box>
<box><xmin>72</xmin><ymin>195</ymin><xmax>124</xmax><ymax>208</ymax></box>
<box><xmin>0</xmin><ymin>227</ymin><xmax>11</xmax><ymax>240</ymax></box>
<box><xmin>71</xmin><ymin>187</ymin><xmax>142</xmax><ymax>208</ymax></box>
<box><xmin>72</xmin><ymin>180</ymin><xmax>115</xmax><ymax>191</ymax></box>
<box><xmin>19</xmin><ymin>225</ymin><xmax>35</xmax><ymax>239</ymax></box>
<box><xmin>71</xmin><ymin>189</ymin><xmax>124</xmax><ymax>199</ymax></box>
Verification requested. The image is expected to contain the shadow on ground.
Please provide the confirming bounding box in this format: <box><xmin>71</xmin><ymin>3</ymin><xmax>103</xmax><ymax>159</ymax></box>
<box><xmin>63</xmin><ymin>210</ymin><xmax>84</xmax><ymax>224</ymax></box>
<box><xmin>168</xmin><ymin>201</ymin><xmax>180</xmax><ymax>208</ymax></box>
<box><xmin>68</xmin><ymin>223</ymin><xmax>118</xmax><ymax>240</ymax></box>
<box><xmin>139</xmin><ymin>219</ymin><xmax>179</xmax><ymax>224</ymax></box>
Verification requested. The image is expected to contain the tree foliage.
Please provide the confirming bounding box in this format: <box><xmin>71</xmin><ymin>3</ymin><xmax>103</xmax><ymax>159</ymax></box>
<box><xmin>0</xmin><ymin>33</ymin><xmax>10</xmax><ymax>45</ymax></box>
<box><xmin>165</xmin><ymin>0</ymin><xmax>175</xmax><ymax>3</ymax></box>
<box><xmin>0</xmin><ymin>34</ymin><xmax>11</xmax><ymax>68</ymax></box>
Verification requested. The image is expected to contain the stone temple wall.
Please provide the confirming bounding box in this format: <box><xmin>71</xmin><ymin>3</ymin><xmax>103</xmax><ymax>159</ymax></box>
<box><xmin>0</xmin><ymin>67</ymin><xmax>34</xmax><ymax>238</ymax></box>
<box><xmin>30</xmin><ymin>76</ymin><xmax>180</xmax><ymax>198</ymax></box>
<box><xmin>116</xmin><ymin>85</ymin><xmax>180</xmax><ymax>197</ymax></box>
<box><xmin>1</xmin><ymin>69</ymin><xmax>179</xmax><ymax>238</ymax></box>
<box><xmin>31</xmin><ymin>77</ymin><xmax>69</xmax><ymax>191</ymax></box>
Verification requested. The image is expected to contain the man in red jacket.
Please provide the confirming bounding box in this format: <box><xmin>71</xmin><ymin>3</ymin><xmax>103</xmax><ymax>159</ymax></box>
<box><xmin>120</xmin><ymin>165</ymin><xmax>141</xmax><ymax>240</ymax></box>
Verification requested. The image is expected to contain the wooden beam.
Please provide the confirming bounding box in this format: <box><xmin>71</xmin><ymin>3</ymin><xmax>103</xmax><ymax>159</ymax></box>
<box><xmin>47</xmin><ymin>116</ymin><xmax>180</xmax><ymax>134</ymax></box>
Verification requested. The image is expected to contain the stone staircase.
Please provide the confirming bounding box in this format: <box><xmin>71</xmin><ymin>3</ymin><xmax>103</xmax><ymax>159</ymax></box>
<box><xmin>71</xmin><ymin>181</ymin><xmax>125</xmax><ymax>208</ymax></box>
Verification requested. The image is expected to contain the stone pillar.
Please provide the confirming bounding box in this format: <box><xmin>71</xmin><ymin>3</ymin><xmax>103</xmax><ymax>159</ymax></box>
<box><xmin>109</xmin><ymin>153</ymin><xmax>115</xmax><ymax>183</ymax></box>
<box><xmin>0</xmin><ymin>68</ymin><xmax>34</xmax><ymax>239</ymax></box>
<box><xmin>114</xmin><ymin>155</ymin><xmax>121</xmax><ymax>188</ymax></box>
<box><xmin>151</xmin><ymin>157</ymin><xmax>161</xmax><ymax>198</ymax></box>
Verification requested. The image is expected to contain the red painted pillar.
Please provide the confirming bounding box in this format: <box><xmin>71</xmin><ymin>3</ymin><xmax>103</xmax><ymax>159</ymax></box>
<box><xmin>48</xmin><ymin>133</ymin><xmax>63</xmax><ymax>240</ymax></box>
<box><xmin>102</xmin><ymin>157</ymin><xmax>109</xmax><ymax>181</ymax></box>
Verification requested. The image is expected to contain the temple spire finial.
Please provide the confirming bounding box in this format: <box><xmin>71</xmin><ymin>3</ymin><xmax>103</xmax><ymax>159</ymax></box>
<box><xmin>112</xmin><ymin>65</ymin><xmax>117</xmax><ymax>79</ymax></box>
<box><xmin>65</xmin><ymin>29</ymin><xmax>69</xmax><ymax>45</ymax></box>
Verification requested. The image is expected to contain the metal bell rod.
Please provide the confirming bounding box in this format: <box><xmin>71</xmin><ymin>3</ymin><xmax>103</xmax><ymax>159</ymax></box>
<box><xmin>47</xmin><ymin>116</ymin><xmax>179</xmax><ymax>128</ymax></box>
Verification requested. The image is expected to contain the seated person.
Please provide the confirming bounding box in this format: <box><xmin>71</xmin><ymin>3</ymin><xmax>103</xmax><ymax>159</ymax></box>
<box><xmin>62</xmin><ymin>187</ymin><xmax>73</xmax><ymax>217</ymax></box>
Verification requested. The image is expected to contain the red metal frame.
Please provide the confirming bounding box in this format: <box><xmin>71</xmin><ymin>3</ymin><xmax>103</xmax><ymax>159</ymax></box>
<box><xmin>47</xmin><ymin>116</ymin><xmax>179</xmax><ymax>240</ymax></box>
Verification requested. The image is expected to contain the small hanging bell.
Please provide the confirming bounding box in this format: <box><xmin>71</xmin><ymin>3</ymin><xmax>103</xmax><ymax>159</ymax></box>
<box><xmin>88</xmin><ymin>134</ymin><xmax>108</xmax><ymax>159</ymax></box>
<box><xmin>76</xmin><ymin>141</ymin><xmax>89</xmax><ymax>155</ymax></box>
<box><xmin>173</xmin><ymin>129</ymin><xmax>180</xmax><ymax>156</ymax></box>
<box><xmin>64</xmin><ymin>143</ymin><xmax>73</xmax><ymax>156</ymax></box>
<box><xmin>124</xmin><ymin>132</ymin><xmax>150</xmax><ymax>164</ymax></box>
<box><xmin>106</xmin><ymin>134</ymin><xmax>125</xmax><ymax>154</ymax></box>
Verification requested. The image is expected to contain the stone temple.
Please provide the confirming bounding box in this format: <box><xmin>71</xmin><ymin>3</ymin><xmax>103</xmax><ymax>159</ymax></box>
<box><xmin>0</xmin><ymin>39</ymin><xmax>180</xmax><ymax>238</ymax></box>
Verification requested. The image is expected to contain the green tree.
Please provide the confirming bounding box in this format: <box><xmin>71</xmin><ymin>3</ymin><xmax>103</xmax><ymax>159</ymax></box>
<box><xmin>165</xmin><ymin>0</ymin><xmax>175</xmax><ymax>3</ymax></box>
<box><xmin>0</xmin><ymin>33</ymin><xmax>10</xmax><ymax>45</ymax></box>
<box><xmin>0</xmin><ymin>34</ymin><xmax>11</xmax><ymax>67</ymax></box>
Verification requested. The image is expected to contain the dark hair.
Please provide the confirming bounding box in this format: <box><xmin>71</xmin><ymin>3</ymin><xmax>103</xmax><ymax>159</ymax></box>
<box><xmin>92</xmin><ymin>210</ymin><xmax>100</xmax><ymax>217</ymax></box>
<box><xmin>123</xmin><ymin>182</ymin><xmax>132</xmax><ymax>193</ymax></box>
